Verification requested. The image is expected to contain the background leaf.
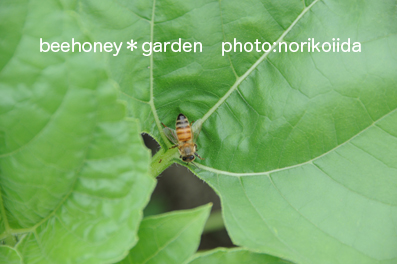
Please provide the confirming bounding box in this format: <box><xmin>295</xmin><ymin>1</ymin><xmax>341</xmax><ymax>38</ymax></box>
<box><xmin>0</xmin><ymin>0</ymin><xmax>155</xmax><ymax>263</ymax></box>
<box><xmin>187</xmin><ymin>248</ymin><xmax>293</xmax><ymax>264</ymax></box>
<box><xmin>78</xmin><ymin>0</ymin><xmax>397</xmax><ymax>263</ymax></box>
<box><xmin>118</xmin><ymin>204</ymin><xmax>211</xmax><ymax>264</ymax></box>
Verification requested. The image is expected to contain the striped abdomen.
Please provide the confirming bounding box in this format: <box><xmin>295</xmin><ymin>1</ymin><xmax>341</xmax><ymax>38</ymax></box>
<box><xmin>176</xmin><ymin>113</ymin><xmax>192</xmax><ymax>142</ymax></box>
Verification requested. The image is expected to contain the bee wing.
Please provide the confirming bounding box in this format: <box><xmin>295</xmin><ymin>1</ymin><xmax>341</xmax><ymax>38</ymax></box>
<box><xmin>192</xmin><ymin>118</ymin><xmax>203</xmax><ymax>141</ymax></box>
<box><xmin>163</xmin><ymin>127</ymin><xmax>179</xmax><ymax>145</ymax></box>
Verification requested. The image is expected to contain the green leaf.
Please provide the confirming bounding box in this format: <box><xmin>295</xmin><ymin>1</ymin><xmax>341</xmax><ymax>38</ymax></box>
<box><xmin>79</xmin><ymin>0</ymin><xmax>397</xmax><ymax>263</ymax></box>
<box><xmin>0</xmin><ymin>1</ymin><xmax>155</xmax><ymax>263</ymax></box>
<box><xmin>118</xmin><ymin>204</ymin><xmax>212</xmax><ymax>264</ymax></box>
<box><xmin>0</xmin><ymin>246</ymin><xmax>22</xmax><ymax>264</ymax></box>
<box><xmin>188</xmin><ymin>248</ymin><xmax>293</xmax><ymax>264</ymax></box>
<box><xmin>198</xmin><ymin>112</ymin><xmax>397</xmax><ymax>263</ymax></box>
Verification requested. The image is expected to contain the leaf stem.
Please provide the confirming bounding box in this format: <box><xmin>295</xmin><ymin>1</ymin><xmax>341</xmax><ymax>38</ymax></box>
<box><xmin>150</xmin><ymin>147</ymin><xmax>179</xmax><ymax>178</ymax></box>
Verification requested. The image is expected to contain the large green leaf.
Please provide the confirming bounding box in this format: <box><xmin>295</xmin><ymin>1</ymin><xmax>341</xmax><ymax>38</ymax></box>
<box><xmin>118</xmin><ymin>204</ymin><xmax>211</xmax><ymax>264</ymax></box>
<box><xmin>0</xmin><ymin>0</ymin><xmax>155</xmax><ymax>263</ymax></box>
<box><xmin>80</xmin><ymin>0</ymin><xmax>397</xmax><ymax>263</ymax></box>
<box><xmin>187</xmin><ymin>248</ymin><xmax>293</xmax><ymax>264</ymax></box>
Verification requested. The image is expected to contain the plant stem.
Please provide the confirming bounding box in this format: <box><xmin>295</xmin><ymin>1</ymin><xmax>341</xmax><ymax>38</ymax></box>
<box><xmin>150</xmin><ymin>147</ymin><xmax>179</xmax><ymax>178</ymax></box>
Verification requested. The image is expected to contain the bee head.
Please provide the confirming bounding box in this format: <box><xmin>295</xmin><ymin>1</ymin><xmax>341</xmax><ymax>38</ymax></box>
<box><xmin>182</xmin><ymin>155</ymin><xmax>195</xmax><ymax>162</ymax></box>
<box><xmin>177</xmin><ymin>113</ymin><xmax>186</xmax><ymax>121</ymax></box>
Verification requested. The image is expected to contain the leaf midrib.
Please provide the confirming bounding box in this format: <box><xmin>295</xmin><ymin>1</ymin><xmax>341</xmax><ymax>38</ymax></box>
<box><xmin>196</xmin><ymin>107</ymin><xmax>397</xmax><ymax>176</ymax></box>
<box><xmin>149</xmin><ymin>0</ymin><xmax>172</xmax><ymax>149</ymax></box>
<box><xmin>200</xmin><ymin>0</ymin><xmax>321</xmax><ymax>124</ymax></box>
<box><xmin>140</xmin><ymin>215</ymin><xmax>203</xmax><ymax>264</ymax></box>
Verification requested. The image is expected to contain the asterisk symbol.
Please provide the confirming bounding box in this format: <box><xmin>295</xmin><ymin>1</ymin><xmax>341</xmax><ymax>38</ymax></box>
<box><xmin>126</xmin><ymin>39</ymin><xmax>138</xmax><ymax>51</ymax></box>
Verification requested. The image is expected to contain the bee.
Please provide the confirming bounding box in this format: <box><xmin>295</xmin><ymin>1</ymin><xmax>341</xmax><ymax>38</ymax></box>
<box><xmin>162</xmin><ymin>113</ymin><xmax>204</xmax><ymax>163</ymax></box>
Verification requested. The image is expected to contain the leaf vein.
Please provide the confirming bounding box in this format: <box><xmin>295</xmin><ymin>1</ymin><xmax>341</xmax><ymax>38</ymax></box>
<box><xmin>197</xmin><ymin>107</ymin><xmax>397</xmax><ymax>176</ymax></box>
<box><xmin>268</xmin><ymin>173</ymin><xmax>381</xmax><ymax>261</ymax></box>
<box><xmin>200</xmin><ymin>0</ymin><xmax>322</xmax><ymax>125</ymax></box>
<box><xmin>238</xmin><ymin>177</ymin><xmax>310</xmax><ymax>263</ymax></box>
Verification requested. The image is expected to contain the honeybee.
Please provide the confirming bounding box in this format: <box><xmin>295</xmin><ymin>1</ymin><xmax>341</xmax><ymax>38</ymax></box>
<box><xmin>162</xmin><ymin>113</ymin><xmax>204</xmax><ymax>163</ymax></box>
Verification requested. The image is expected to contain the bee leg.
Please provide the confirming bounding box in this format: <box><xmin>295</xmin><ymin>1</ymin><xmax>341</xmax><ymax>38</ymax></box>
<box><xmin>190</xmin><ymin>162</ymin><xmax>199</xmax><ymax>169</ymax></box>
<box><xmin>161</xmin><ymin>122</ymin><xmax>167</xmax><ymax>128</ymax></box>
<box><xmin>194</xmin><ymin>143</ymin><xmax>198</xmax><ymax>150</ymax></box>
<box><xmin>194</xmin><ymin>152</ymin><xmax>204</xmax><ymax>160</ymax></box>
<box><xmin>169</xmin><ymin>145</ymin><xmax>178</xmax><ymax>149</ymax></box>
